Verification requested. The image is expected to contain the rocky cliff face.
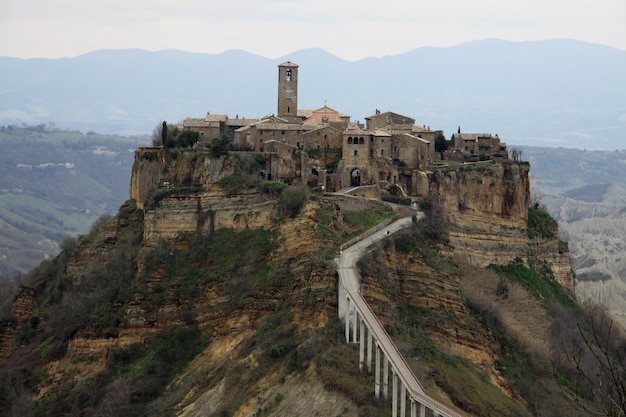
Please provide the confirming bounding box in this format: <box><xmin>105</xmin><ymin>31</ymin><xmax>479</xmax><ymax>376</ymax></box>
<box><xmin>429</xmin><ymin>161</ymin><xmax>574</xmax><ymax>291</ymax></box>
<box><xmin>0</xmin><ymin>151</ymin><xmax>582</xmax><ymax>417</ymax></box>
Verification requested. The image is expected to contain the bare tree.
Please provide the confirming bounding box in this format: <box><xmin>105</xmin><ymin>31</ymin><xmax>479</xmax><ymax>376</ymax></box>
<box><xmin>510</xmin><ymin>147</ymin><xmax>523</xmax><ymax>162</ymax></box>
<box><xmin>151</xmin><ymin>121</ymin><xmax>165</xmax><ymax>147</ymax></box>
<box><xmin>95</xmin><ymin>377</ymin><xmax>132</xmax><ymax>417</ymax></box>
<box><xmin>563</xmin><ymin>308</ymin><xmax>626</xmax><ymax>416</ymax></box>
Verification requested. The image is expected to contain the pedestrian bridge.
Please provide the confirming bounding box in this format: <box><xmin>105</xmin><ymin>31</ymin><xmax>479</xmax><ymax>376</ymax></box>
<box><xmin>337</xmin><ymin>216</ymin><xmax>470</xmax><ymax>417</ymax></box>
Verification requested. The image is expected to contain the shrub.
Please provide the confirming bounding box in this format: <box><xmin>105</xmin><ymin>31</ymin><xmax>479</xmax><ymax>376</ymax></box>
<box><xmin>278</xmin><ymin>186</ymin><xmax>309</xmax><ymax>218</ymax></box>
<box><xmin>527</xmin><ymin>204</ymin><xmax>557</xmax><ymax>239</ymax></box>
<box><xmin>209</xmin><ymin>136</ymin><xmax>232</xmax><ymax>158</ymax></box>
<box><xmin>259</xmin><ymin>181</ymin><xmax>287</xmax><ymax>196</ymax></box>
<box><xmin>218</xmin><ymin>171</ymin><xmax>257</xmax><ymax>195</ymax></box>
<box><xmin>489</xmin><ymin>258</ymin><xmax>575</xmax><ymax>308</ymax></box>
<box><xmin>177</xmin><ymin>130</ymin><xmax>199</xmax><ymax>148</ymax></box>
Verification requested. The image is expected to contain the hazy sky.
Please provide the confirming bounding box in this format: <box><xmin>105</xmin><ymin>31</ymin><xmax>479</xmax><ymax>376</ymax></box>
<box><xmin>2</xmin><ymin>0</ymin><xmax>625</xmax><ymax>60</ymax></box>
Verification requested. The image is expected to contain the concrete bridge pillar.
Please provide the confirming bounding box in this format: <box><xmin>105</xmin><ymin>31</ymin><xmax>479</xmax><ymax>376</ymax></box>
<box><xmin>344</xmin><ymin>297</ymin><xmax>351</xmax><ymax>343</ymax></box>
<box><xmin>359</xmin><ymin>319</ymin><xmax>365</xmax><ymax>370</ymax></box>
<box><xmin>367</xmin><ymin>327</ymin><xmax>373</xmax><ymax>372</ymax></box>
<box><xmin>383</xmin><ymin>354</ymin><xmax>389</xmax><ymax>399</ymax></box>
<box><xmin>337</xmin><ymin>284</ymin><xmax>346</xmax><ymax>322</ymax></box>
<box><xmin>401</xmin><ymin>382</ymin><xmax>407</xmax><ymax>417</ymax></box>
<box><xmin>375</xmin><ymin>343</ymin><xmax>381</xmax><ymax>398</ymax></box>
<box><xmin>392</xmin><ymin>370</ymin><xmax>398</xmax><ymax>417</ymax></box>
<box><xmin>352</xmin><ymin>306</ymin><xmax>358</xmax><ymax>343</ymax></box>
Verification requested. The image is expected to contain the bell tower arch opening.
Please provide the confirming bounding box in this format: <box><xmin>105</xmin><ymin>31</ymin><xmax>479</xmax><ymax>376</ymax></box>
<box><xmin>277</xmin><ymin>61</ymin><xmax>299</xmax><ymax>123</ymax></box>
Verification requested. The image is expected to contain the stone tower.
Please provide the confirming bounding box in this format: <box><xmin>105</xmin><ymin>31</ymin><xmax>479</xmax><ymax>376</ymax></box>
<box><xmin>277</xmin><ymin>61</ymin><xmax>299</xmax><ymax>123</ymax></box>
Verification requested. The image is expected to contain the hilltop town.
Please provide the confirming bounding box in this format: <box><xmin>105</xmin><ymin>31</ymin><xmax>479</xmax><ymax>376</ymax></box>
<box><xmin>5</xmin><ymin>60</ymin><xmax>610</xmax><ymax>417</ymax></box>
<box><xmin>175</xmin><ymin>61</ymin><xmax>509</xmax><ymax>199</ymax></box>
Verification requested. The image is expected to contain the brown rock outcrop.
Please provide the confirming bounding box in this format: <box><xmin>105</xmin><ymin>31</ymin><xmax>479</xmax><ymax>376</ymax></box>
<box><xmin>429</xmin><ymin>161</ymin><xmax>573</xmax><ymax>291</ymax></box>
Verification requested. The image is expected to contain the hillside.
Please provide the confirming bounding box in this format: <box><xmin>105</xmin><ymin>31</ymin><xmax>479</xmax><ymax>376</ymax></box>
<box><xmin>0</xmin><ymin>146</ymin><xmax>618</xmax><ymax>416</ymax></box>
<box><xmin>0</xmin><ymin>125</ymin><xmax>148</xmax><ymax>274</ymax></box>
<box><xmin>1</xmin><ymin>39</ymin><xmax>625</xmax><ymax>149</ymax></box>
<box><xmin>523</xmin><ymin>146</ymin><xmax>626</xmax><ymax>328</ymax></box>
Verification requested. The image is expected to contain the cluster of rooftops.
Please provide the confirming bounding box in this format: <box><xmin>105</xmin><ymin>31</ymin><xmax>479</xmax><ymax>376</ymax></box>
<box><xmin>175</xmin><ymin>62</ymin><xmax>508</xmax><ymax>194</ymax></box>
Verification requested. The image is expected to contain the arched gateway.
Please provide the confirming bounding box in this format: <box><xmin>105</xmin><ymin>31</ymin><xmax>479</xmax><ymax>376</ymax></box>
<box><xmin>350</xmin><ymin>168</ymin><xmax>361</xmax><ymax>187</ymax></box>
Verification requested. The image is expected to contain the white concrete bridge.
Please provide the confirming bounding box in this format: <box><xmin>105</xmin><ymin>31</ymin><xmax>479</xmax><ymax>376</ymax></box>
<box><xmin>337</xmin><ymin>215</ymin><xmax>470</xmax><ymax>417</ymax></box>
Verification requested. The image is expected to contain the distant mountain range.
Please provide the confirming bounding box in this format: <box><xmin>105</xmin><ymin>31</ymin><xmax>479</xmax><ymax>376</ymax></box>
<box><xmin>1</xmin><ymin>39</ymin><xmax>625</xmax><ymax>149</ymax></box>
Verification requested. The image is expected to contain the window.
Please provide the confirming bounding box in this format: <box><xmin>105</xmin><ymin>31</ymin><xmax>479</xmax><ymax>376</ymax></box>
<box><xmin>354</xmin><ymin>150</ymin><xmax>358</xmax><ymax>156</ymax></box>
<box><xmin>381</xmin><ymin>149</ymin><xmax>384</xmax><ymax>156</ymax></box>
<box><xmin>324</xmin><ymin>134</ymin><xmax>328</xmax><ymax>140</ymax></box>
<box><xmin>359</xmin><ymin>137</ymin><xmax>364</xmax><ymax>144</ymax></box>
<box><xmin>348</xmin><ymin>137</ymin><xmax>353</xmax><ymax>144</ymax></box>
<box><xmin>286</xmin><ymin>69</ymin><xmax>292</xmax><ymax>81</ymax></box>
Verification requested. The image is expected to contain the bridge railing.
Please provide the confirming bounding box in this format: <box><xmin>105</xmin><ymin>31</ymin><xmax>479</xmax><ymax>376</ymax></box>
<box><xmin>337</xmin><ymin>217</ymin><xmax>470</xmax><ymax>417</ymax></box>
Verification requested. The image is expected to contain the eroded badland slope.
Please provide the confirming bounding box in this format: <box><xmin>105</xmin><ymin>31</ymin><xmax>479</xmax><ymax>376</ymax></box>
<box><xmin>0</xmin><ymin>149</ymin><xmax>606</xmax><ymax>417</ymax></box>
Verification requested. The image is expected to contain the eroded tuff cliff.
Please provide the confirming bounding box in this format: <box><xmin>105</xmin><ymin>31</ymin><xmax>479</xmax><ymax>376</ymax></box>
<box><xmin>429</xmin><ymin>161</ymin><xmax>574</xmax><ymax>291</ymax></box>
<box><xmin>0</xmin><ymin>150</ymin><xmax>581</xmax><ymax>417</ymax></box>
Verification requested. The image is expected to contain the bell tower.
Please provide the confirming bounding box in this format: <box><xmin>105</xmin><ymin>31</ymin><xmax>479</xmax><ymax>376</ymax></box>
<box><xmin>277</xmin><ymin>61</ymin><xmax>299</xmax><ymax>123</ymax></box>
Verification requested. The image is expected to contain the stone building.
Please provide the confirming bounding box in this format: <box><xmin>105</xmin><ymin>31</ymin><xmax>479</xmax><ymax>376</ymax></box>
<box><xmin>303</xmin><ymin>105</ymin><xmax>350</xmax><ymax>128</ymax></box>
<box><xmin>277</xmin><ymin>61</ymin><xmax>300</xmax><ymax>123</ymax></box>
<box><xmin>183</xmin><ymin>61</ymin><xmax>493</xmax><ymax>197</ymax></box>
<box><xmin>449</xmin><ymin>131</ymin><xmax>508</xmax><ymax>161</ymax></box>
<box><xmin>183</xmin><ymin>113</ymin><xmax>258</xmax><ymax>143</ymax></box>
<box><xmin>182</xmin><ymin>113</ymin><xmax>227</xmax><ymax>141</ymax></box>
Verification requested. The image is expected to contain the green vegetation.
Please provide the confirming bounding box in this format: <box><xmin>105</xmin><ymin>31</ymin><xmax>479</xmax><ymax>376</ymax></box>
<box><xmin>244</xmin><ymin>311</ymin><xmax>298</xmax><ymax>360</ymax></box>
<box><xmin>30</xmin><ymin>325</ymin><xmax>209</xmax><ymax>417</ymax></box>
<box><xmin>434</xmin><ymin>131</ymin><xmax>450</xmax><ymax>153</ymax></box>
<box><xmin>278</xmin><ymin>186</ymin><xmax>310</xmax><ymax>218</ymax></box>
<box><xmin>391</xmin><ymin>199</ymin><xmax>456</xmax><ymax>273</ymax></box>
<box><xmin>216</xmin><ymin>152</ymin><xmax>268</xmax><ymax>195</ymax></box>
<box><xmin>489</xmin><ymin>258</ymin><xmax>575</xmax><ymax>308</ymax></box>
<box><xmin>314</xmin><ymin>318</ymin><xmax>389</xmax><ymax>416</ymax></box>
<box><xmin>386</xmin><ymin>305</ymin><xmax>529</xmax><ymax>417</ymax></box>
<box><xmin>208</xmin><ymin>136</ymin><xmax>232</xmax><ymax>157</ymax></box>
<box><xmin>139</xmin><ymin>227</ymin><xmax>277</xmax><ymax>313</ymax></box>
<box><xmin>144</xmin><ymin>186</ymin><xmax>203</xmax><ymax>210</ymax></box>
<box><xmin>527</xmin><ymin>203</ymin><xmax>558</xmax><ymax>239</ymax></box>
<box><xmin>258</xmin><ymin>181</ymin><xmax>287</xmax><ymax>196</ymax></box>
<box><xmin>107</xmin><ymin>326</ymin><xmax>208</xmax><ymax>407</ymax></box>
<box><xmin>343</xmin><ymin>208</ymin><xmax>394</xmax><ymax>232</ymax></box>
